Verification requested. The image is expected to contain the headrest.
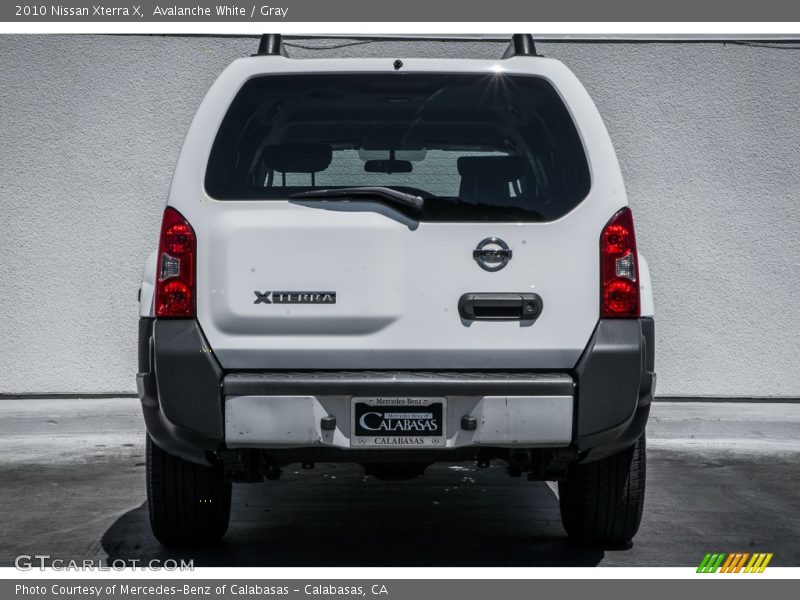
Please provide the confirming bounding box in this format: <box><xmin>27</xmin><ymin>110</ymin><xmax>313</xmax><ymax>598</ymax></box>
<box><xmin>457</xmin><ymin>155</ymin><xmax>526</xmax><ymax>180</ymax></box>
<box><xmin>262</xmin><ymin>144</ymin><xmax>333</xmax><ymax>173</ymax></box>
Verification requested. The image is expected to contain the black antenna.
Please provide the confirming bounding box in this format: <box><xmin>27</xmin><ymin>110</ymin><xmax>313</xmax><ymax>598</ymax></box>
<box><xmin>502</xmin><ymin>33</ymin><xmax>537</xmax><ymax>58</ymax></box>
<box><xmin>254</xmin><ymin>34</ymin><xmax>288</xmax><ymax>57</ymax></box>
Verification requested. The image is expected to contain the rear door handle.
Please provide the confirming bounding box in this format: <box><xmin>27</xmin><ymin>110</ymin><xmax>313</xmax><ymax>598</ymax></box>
<box><xmin>458</xmin><ymin>293</ymin><xmax>543</xmax><ymax>321</ymax></box>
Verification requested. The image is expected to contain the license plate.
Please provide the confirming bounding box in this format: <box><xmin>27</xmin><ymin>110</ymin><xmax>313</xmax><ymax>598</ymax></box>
<box><xmin>351</xmin><ymin>397</ymin><xmax>446</xmax><ymax>448</ymax></box>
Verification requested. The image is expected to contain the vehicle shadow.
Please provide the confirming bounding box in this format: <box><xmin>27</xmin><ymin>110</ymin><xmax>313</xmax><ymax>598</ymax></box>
<box><xmin>102</xmin><ymin>463</ymin><xmax>607</xmax><ymax>566</ymax></box>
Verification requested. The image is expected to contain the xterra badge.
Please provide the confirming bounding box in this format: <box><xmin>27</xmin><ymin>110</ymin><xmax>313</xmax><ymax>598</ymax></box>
<box><xmin>253</xmin><ymin>291</ymin><xmax>336</xmax><ymax>305</ymax></box>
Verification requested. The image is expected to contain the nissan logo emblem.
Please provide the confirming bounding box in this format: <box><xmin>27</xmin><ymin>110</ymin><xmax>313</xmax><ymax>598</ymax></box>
<box><xmin>473</xmin><ymin>237</ymin><xmax>512</xmax><ymax>272</ymax></box>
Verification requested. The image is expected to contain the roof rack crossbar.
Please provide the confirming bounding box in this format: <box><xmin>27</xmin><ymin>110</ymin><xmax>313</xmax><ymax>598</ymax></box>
<box><xmin>502</xmin><ymin>34</ymin><xmax>538</xmax><ymax>58</ymax></box>
<box><xmin>254</xmin><ymin>34</ymin><xmax>288</xmax><ymax>57</ymax></box>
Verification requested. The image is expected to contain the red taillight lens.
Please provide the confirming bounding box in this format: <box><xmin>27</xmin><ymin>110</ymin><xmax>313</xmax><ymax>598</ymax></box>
<box><xmin>155</xmin><ymin>207</ymin><xmax>195</xmax><ymax>318</ymax></box>
<box><xmin>603</xmin><ymin>279</ymin><xmax>638</xmax><ymax>315</ymax></box>
<box><xmin>159</xmin><ymin>280</ymin><xmax>193</xmax><ymax>316</ymax></box>
<box><xmin>602</xmin><ymin>224</ymin><xmax>630</xmax><ymax>256</ymax></box>
<box><xmin>600</xmin><ymin>207</ymin><xmax>640</xmax><ymax>318</ymax></box>
<box><xmin>164</xmin><ymin>222</ymin><xmax>194</xmax><ymax>255</ymax></box>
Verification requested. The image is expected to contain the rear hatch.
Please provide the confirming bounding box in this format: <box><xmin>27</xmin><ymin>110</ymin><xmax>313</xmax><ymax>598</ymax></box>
<box><xmin>192</xmin><ymin>69</ymin><xmax>607</xmax><ymax>370</ymax></box>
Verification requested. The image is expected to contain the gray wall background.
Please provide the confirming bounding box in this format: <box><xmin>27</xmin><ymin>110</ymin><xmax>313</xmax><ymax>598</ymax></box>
<box><xmin>0</xmin><ymin>35</ymin><xmax>798</xmax><ymax>397</ymax></box>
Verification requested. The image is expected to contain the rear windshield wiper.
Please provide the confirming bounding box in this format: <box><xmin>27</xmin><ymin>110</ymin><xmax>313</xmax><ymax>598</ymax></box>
<box><xmin>289</xmin><ymin>187</ymin><xmax>425</xmax><ymax>213</ymax></box>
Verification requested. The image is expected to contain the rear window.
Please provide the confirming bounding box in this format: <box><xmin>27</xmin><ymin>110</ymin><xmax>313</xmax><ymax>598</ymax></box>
<box><xmin>205</xmin><ymin>73</ymin><xmax>590</xmax><ymax>222</ymax></box>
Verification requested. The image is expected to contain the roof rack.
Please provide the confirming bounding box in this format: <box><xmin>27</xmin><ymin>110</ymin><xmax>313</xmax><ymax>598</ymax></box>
<box><xmin>253</xmin><ymin>33</ymin><xmax>287</xmax><ymax>57</ymax></box>
<box><xmin>253</xmin><ymin>33</ymin><xmax>537</xmax><ymax>59</ymax></box>
<box><xmin>503</xmin><ymin>34</ymin><xmax>538</xmax><ymax>58</ymax></box>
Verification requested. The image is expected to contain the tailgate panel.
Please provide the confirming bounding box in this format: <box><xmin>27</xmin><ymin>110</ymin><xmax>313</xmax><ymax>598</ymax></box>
<box><xmin>198</xmin><ymin>203</ymin><xmax>600</xmax><ymax>370</ymax></box>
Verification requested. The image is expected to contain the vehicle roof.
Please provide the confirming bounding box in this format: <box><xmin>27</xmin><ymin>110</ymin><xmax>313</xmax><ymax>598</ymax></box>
<box><xmin>227</xmin><ymin>55</ymin><xmax>571</xmax><ymax>79</ymax></box>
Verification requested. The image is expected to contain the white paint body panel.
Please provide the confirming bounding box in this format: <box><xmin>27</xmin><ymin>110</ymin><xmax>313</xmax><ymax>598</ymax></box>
<box><xmin>153</xmin><ymin>55</ymin><xmax>650</xmax><ymax>369</ymax></box>
<box><xmin>638</xmin><ymin>253</ymin><xmax>655</xmax><ymax>317</ymax></box>
<box><xmin>225</xmin><ymin>394</ymin><xmax>573</xmax><ymax>449</ymax></box>
<box><xmin>139</xmin><ymin>250</ymin><xmax>157</xmax><ymax>318</ymax></box>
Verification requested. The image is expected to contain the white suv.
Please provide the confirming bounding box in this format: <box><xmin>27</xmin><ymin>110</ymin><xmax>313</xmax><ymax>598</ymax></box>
<box><xmin>137</xmin><ymin>34</ymin><xmax>655</xmax><ymax>548</ymax></box>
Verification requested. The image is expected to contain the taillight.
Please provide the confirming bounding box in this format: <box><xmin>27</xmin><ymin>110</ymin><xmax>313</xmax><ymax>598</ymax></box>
<box><xmin>600</xmin><ymin>207</ymin><xmax>640</xmax><ymax>318</ymax></box>
<box><xmin>155</xmin><ymin>207</ymin><xmax>195</xmax><ymax>318</ymax></box>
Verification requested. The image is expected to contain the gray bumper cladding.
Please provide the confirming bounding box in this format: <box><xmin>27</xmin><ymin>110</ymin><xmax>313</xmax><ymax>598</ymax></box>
<box><xmin>138</xmin><ymin>318</ymin><xmax>224</xmax><ymax>464</ymax></box>
<box><xmin>573</xmin><ymin>318</ymin><xmax>655</xmax><ymax>455</ymax></box>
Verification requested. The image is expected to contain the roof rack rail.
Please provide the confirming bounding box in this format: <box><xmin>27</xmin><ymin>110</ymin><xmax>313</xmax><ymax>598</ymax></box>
<box><xmin>253</xmin><ymin>34</ymin><xmax>288</xmax><ymax>57</ymax></box>
<box><xmin>502</xmin><ymin>34</ymin><xmax>538</xmax><ymax>58</ymax></box>
<box><xmin>252</xmin><ymin>33</ymin><xmax>537</xmax><ymax>59</ymax></box>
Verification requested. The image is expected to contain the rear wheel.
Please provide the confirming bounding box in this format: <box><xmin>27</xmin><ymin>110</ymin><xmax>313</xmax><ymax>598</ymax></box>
<box><xmin>146</xmin><ymin>436</ymin><xmax>231</xmax><ymax>547</ymax></box>
<box><xmin>558</xmin><ymin>434</ymin><xmax>646</xmax><ymax>544</ymax></box>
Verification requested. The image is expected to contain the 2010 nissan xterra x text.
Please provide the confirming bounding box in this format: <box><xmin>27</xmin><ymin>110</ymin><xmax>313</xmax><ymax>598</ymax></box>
<box><xmin>137</xmin><ymin>34</ymin><xmax>656</xmax><ymax>547</ymax></box>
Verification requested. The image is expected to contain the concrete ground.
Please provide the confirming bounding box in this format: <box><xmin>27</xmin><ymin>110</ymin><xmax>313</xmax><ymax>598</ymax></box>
<box><xmin>0</xmin><ymin>398</ymin><xmax>798</xmax><ymax>567</ymax></box>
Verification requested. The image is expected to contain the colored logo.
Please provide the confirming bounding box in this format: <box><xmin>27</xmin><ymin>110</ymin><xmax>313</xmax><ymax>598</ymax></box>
<box><xmin>697</xmin><ymin>552</ymin><xmax>773</xmax><ymax>573</ymax></box>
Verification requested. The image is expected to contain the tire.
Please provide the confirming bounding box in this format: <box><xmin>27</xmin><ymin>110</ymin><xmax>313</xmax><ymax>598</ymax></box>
<box><xmin>558</xmin><ymin>434</ymin><xmax>646</xmax><ymax>544</ymax></box>
<box><xmin>146</xmin><ymin>435</ymin><xmax>231</xmax><ymax>547</ymax></box>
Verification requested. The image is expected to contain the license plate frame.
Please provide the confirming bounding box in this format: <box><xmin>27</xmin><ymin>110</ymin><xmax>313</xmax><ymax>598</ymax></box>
<box><xmin>351</xmin><ymin>397</ymin><xmax>446</xmax><ymax>448</ymax></box>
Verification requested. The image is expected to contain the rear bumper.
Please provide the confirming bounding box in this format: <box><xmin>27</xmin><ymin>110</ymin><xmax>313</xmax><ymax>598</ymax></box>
<box><xmin>138</xmin><ymin>317</ymin><xmax>654</xmax><ymax>465</ymax></box>
<box><xmin>225</xmin><ymin>371</ymin><xmax>574</xmax><ymax>449</ymax></box>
